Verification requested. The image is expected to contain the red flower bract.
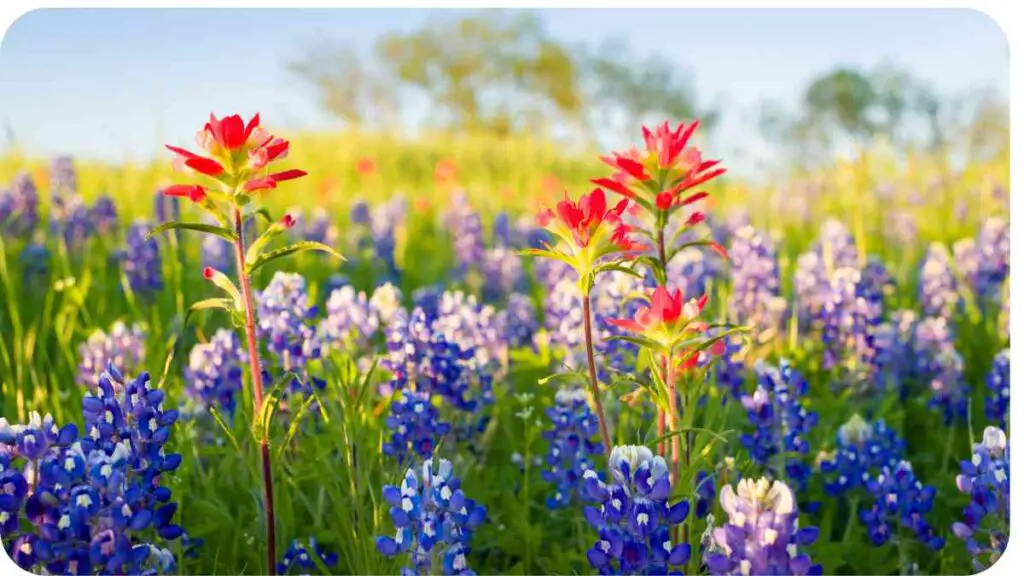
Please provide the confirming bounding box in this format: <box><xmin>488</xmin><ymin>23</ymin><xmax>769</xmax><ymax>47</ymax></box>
<box><xmin>163</xmin><ymin>184</ymin><xmax>207</xmax><ymax>203</ymax></box>
<box><xmin>205</xmin><ymin>113</ymin><xmax>259</xmax><ymax>152</ymax></box>
<box><xmin>608</xmin><ymin>287</ymin><xmax>708</xmax><ymax>335</ymax></box>
<box><xmin>542</xmin><ymin>188</ymin><xmax>629</xmax><ymax>248</ymax></box>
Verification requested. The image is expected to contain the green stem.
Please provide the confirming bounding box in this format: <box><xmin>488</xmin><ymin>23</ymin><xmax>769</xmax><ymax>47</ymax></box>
<box><xmin>582</xmin><ymin>293</ymin><xmax>613</xmax><ymax>455</ymax></box>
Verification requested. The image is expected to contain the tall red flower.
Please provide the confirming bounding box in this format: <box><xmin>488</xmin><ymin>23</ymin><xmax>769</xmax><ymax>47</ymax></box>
<box><xmin>164</xmin><ymin>112</ymin><xmax>306</xmax><ymax>204</ymax></box>
<box><xmin>538</xmin><ymin>188</ymin><xmax>629</xmax><ymax>249</ymax></box>
<box><xmin>608</xmin><ymin>286</ymin><xmax>711</xmax><ymax>350</ymax></box>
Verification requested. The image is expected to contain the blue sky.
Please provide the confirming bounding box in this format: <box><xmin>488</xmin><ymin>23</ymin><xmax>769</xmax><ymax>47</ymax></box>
<box><xmin>0</xmin><ymin>8</ymin><xmax>1009</xmax><ymax>169</ymax></box>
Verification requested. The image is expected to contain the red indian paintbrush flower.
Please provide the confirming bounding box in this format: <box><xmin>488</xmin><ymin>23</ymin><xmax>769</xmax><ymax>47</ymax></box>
<box><xmin>536</xmin><ymin>188</ymin><xmax>644</xmax><ymax>254</ymax></box>
<box><xmin>608</xmin><ymin>285</ymin><xmax>716</xmax><ymax>353</ymax></box>
<box><xmin>164</xmin><ymin>113</ymin><xmax>306</xmax><ymax>205</ymax></box>
<box><xmin>592</xmin><ymin>120</ymin><xmax>725</xmax><ymax>213</ymax></box>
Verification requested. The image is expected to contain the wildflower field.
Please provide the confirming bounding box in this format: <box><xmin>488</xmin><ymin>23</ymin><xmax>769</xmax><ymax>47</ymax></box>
<box><xmin>0</xmin><ymin>116</ymin><xmax>1010</xmax><ymax>576</ymax></box>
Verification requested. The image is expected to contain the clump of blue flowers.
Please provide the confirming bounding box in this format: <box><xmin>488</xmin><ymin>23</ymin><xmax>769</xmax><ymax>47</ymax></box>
<box><xmin>376</xmin><ymin>457</ymin><xmax>487</xmax><ymax>575</ymax></box>
<box><xmin>497</xmin><ymin>293</ymin><xmax>539</xmax><ymax>350</ymax></box>
<box><xmin>183</xmin><ymin>329</ymin><xmax>245</xmax><ymax>418</ymax></box>
<box><xmin>541</xmin><ymin>387</ymin><xmax>603</xmax><ymax>509</ymax></box>
<box><xmin>77</xmin><ymin>321</ymin><xmax>147</xmax><ymax>389</ymax></box>
<box><xmin>728</xmin><ymin>225</ymin><xmax>786</xmax><ymax>339</ymax></box>
<box><xmin>818</xmin><ymin>414</ymin><xmax>905</xmax><ymax>497</ymax></box>
<box><xmin>951</xmin><ymin>426</ymin><xmax>1009</xmax><ymax>571</ymax></box>
<box><xmin>384</xmin><ymin>389</ymin><xmax>451</xmax><ymax>462</ymax></box>
<box><xmin>740</xmin><ymin>361</ymin><xmax>818</xmax><ymax>494</ymax></box>
<box><xmin>704</xmin><ymin>477</ymin><xmax>821</xmax><ymax>576</ymax></box>
<box><xmin>120</xmin><ymin>220</ymin><xmax>164</xmax><ymax>296</ymax></box>
<box><xmin>277</xmin><ymin>536</ymin><xmax>339</xmax><ymax>575</ymax></box>
<box><xmin>985</xmin><ymin>350</ymin><xmax>1009</xmax><ymax>428</ymax></box>
<box><xmin>319</xmin><ymin>284</ymin><xmax>380</xmax><ymax>354</ymax></box>
<box><xmin>919</xmin><ymin>243</ymin><xmax>959</xmax><ymax>320</ymax></box>
<box><xmin>581</xmin><ymin>445</ymin><xmax>691</xmax><ymax>574</ymax></box>
<box><xmin>0</xmin><ymin>365</ymin><xmax>188</xmax><ymax>575</ymax></box>
<box><xmin>859</xmin><ymin>460</ymin><xmax>944</xmax><ymax>550</ymax></box>
<box><xmin>911</xmin><ymin>316</ymin><xmax>967</xmax><ymax>423</ymax></box>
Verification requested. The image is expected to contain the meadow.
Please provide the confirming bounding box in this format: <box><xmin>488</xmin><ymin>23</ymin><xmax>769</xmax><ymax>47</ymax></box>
<box><xmin>0</xmin><ymin>117</ymin><xmax>1010</xmax><ymax>576</ymax></box>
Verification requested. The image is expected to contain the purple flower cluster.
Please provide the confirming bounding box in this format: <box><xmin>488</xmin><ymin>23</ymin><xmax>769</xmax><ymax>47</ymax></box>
<box><xmin>384</xmin><ymin>389</ymin><xmax>451</xmax><ymax>461</ymax></box>
<box><xmin>911</xmin><ymin>316</ymin><xmax>967</xmax><ymax>423</ymax></box>
<box><xmin>951</xmin><ymin>427</ymin><xmax>1009</xmax><ymax>572</ymax></box>
<box><xmin>704</xmin><ymin>477</ymin><xmax>821</xmax><ymax>576</ymax></box>
<box><xmin>376</xmin><ymin>457</ymin><xmax>487</xmax><ymax>575</ymax></box>
<box><xmin>985</xmin><ymin>350</ymin><xmax>1009</xmax><ymax>428</ymax></box>
<box><xmin>541</xmin><ymin>388</ymin><xmax>603</xmax><ymax>509</ymax></box>
<box><xmin>953</xmin><ymin>217</ymin><xmax>1009</xmax><ymax>303</ymax></box>
<box><xmin>0</xmin><ymin>172</ymin><xmax>40</xmax><ymax>237</ymax></box>
<box><xmin>591</xmin><ymin>271</ymin><xmax>647</xmax><ymax>376</ymax></box>
<box><xmin>481</xmin><ymin>247</ymin><xmax>526</xmax><ymax>303</ymax></box>
<box><xmin>582</xmin><ymin>445</ymin><xmax>692</xmax><ymax>574</ymax></box>
<box><xmin>496</xmin><ymin>293</ymin><xmax>539</xmax><ymax>350</ymax></box>
<box><xmin>77</xmin><ymin>322</ymin><xmax>147</xmax><ymax>390</ymax></box>
<box><xmin>319</xmin><ymin>284</ymin><xmax>379</xmax><ymax>354</ymax></box>
<box><xmin>820</xmin><ymin>266</ymin><xmax>886</xmax><ymax>389</ymax></box>
<box><xmin>183</xmin><ymin>329</ymin><xmax>245</xmax><ymax>418</ymax></box>
<box><xmin>445</xmin><ymin>198</ymin><xmax>485</xmax><ymax>276</ymax></box>
<box><xmin>859</xmin><ymin>460</ymin><xmax>944</xmax><ymax>550</ymax></box>
<box><xmin>120</xmin><ymin>220</ymin><xmax>164</xmax><ymax>295</ymax></box>
<box><xmin>277</xmin><ymin>537</ymin><xmax>339</xmax><ymax>575</ymax></box>
<box><xmin>740</xmin><ymin>361</ymin><xmax>818</xmax><ymax>493</ymax></box>
<box><xmin>919</xmin><ymin>243</ymin><xmax>959</xmax><ymax>320</ymax></box>
<box><xmin>543</xmin><ymin>278</ymin><xmax>586</xmax><ymax>369</ymax></box>
<box><xmin>1</xmin><ymin>365</ymin><xmax>188</xmax><ymax>575</ymax></box>
<box><xmin>728</xmin><ymin>226</ymin><xmax>786</xmax><ymax>338</ymax></box>
<box><xmin>288</xmin><ymin>206</ymin><xmax>340</xmax><ymax>247</ymax></box>
<box><xmin>348</xmin><ymin>197</ymin><xmax>405</xmax><ymax>283</ymax></box>
<box><xmin>818</xmin><ymin>414</ymin><xmax>905</xmax><ymax>497</ymax></box>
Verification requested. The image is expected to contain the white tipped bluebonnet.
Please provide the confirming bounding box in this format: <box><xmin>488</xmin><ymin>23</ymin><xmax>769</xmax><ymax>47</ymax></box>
<box><xmin>819</xmin><ymin>414</ymin><xmax>905</xmax><ymax>497</ymax></box>
<box><xmin>911</xmin><ymin>316</ymin><xmax>967</xmax><ymax>423</ymax></box>
<box><xmin>728</xmin><ymin>226</ymin><xmax>786</xmax><ymax>339</ymax></box>
<box><xmin>277</xmin><ymin>536</ymin><xmax>338</xmax><ymax>574</ymax></box>
<box><xmin>183</xmin><ymin>329</ymin><xmax>245</xmax><ymax>418</ymax></box>
<box><xmin>820</xmin><ymin>266</ymin><xmax>887</xmax><ymax>388</ymax></box>
<box><xmin>376</xmin><ymin>457</ymin><xmax>486</xmax><ymax>575</ymax></box>
<box><xmin>952</xmin><ymin>426</ymin><xmax>1008</xmax><ymax>571</ymax></box>
<box><xmin>985</xmin><ymin>350</ymin><xmax>1009</xmax><ymax>428</ymax></box>
<box><xmin>544</xmin><ymin>278</ymin><xmax>586</xmax><ymax>368</ymax></box>
<box><xmin>582</xmin><ymin>445</ymin><xmax>692</xmax><ymax>574</ymax></box>
<box><xmin>77</xmin><ymin>322</ymin><xmax>147</xmax><ymax>390</ymax></box>
<box><xmin>860</xmin><ymin>460</ymin><xmax>944</xmax><ymax>550</ymax></box>
<box><xmin>497</xmin><ymin>293</ymin><xmax>539</xmax><ymax>350</ymax></box>
<box><xmin>2</xmin><ymin>172</ymin><xmax>40</xmax><ymax>237</ymax></box>
<box><xmin>370</xmin><ymin>282</ymin><xmax>406</xmax><ymax>327</ymax></box>
<box><xmin>919</xmin><ymin>243</ymin><xmax>959</xmax><ymax>320</ymax></box>
<box><xmin>481</xmin><ymin>247</ymin><xmax>526</xmax><ymax>303</ymax></box>
<box><xmin>319</xmin><ymin>284</ymin><xmax>379</xmax><ymax>353</ymax></box>
<box><xmin>954</xmin><ymin>217</ymin><xmax>1009</xmax><ymax>304</ymax></box>
<box><xmin>255</xmin><ymin>272</ymin><xmax>322</xmax><ymax>372</ymax></box>
<box><xmin>704</xmin><ymin>477</ymin><xmax>821</xmax><ymax>576</ymax></box>
<box><xmin>120</xmin><ymin>220</ymin><xmax>164</xmax><ymax>295</ymax></box>
<box><xmin>541</xmin><ymin>388</ymin><xmax>602</xmax><ymax>509</ymax></box>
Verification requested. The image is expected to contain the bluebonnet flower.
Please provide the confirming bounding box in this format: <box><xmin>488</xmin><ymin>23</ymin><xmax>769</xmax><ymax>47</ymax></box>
<box><xmin>581</xmin><ymin>445</ymin><xmax>692</xmax><ymax>575</ymax></box>
<box><xmin>951</xmin><ymin>426</ymin><xmax>1009</xmax><ymax>572</ymax></box>
<box><xmin>740</xmin><ymin>361</ymin><xmax>818</xmax><ymax>494</ymax></box>
<box><xmin>19</xmin><ymin>241</ymin><xmax>51</xmax><ymax>285</ymax></box>
<box><xmin>986</xmin><ymin>350</ymin><xmax>1009</xmax><ymax>428</ymax></box>
<box><xmin>384</xmin><ymin>390</ymin><xmax>451</xmax><ymax>461</ymax></box>
<box><xmin>728</xmin><ymin>226</ymin><xmax>786</xmax><ymax>339</ymax></box>
<box><xmin>919</xmin><ymin>243</ymin><xmax>959</xmax><ymax>320</ymax></box>
<box><xmin>664</xmin><ymin>246</ymin><xmax>714</xmax><ymax>302</ymax></box>
<box><xmin>183</xmin><ymin>329</ymin><xmax>245</xmax><ymax>418</ymax></box>
<box><xmin>277</xmin><ymin>537</ymin><xmax>339</xmax><ymax>575</ymax></box>
<box><xmin>376</xmin><ymin>458</ymin><xmax>487</xmax><ymax>576</ymax></box>
<box><xmin>154</xmin><ymin>186</ymin><xmax>181</xmax><ymax>224</ymax></box>
<box><xmin>860</xmin><ymin>460</ymin><xmax>944</xmax><ymax>550</ymax></box>
<box><xmin>912</xmin><ymin>316</ymin><xmax>967</xmax><ymax>423</ymax></box>
<box><xmin>694</xmin><ymin>470</ymin><xmax>716</xmax><ymax>518</ymax></box>
<box><xmin>704</xmin><ymin>477</ymin><xmax>821</xmax><ymax>576</ymax></box>
<box><xmin>707</xmin><ymin>335</ymin><xmax>746</xmax><ymax>401</ymax></box>
<box><xmin>51</xmin><ymin>194</ymin><xmax>94</xmax><ymax>249</ymax></box>
<box><xmin>77</xmin><ymin>322</ymin><xmax>147</xmax><ymax>389</ymax></box>
<box><xmin>873</xmin><ymin>309</ymin><xmax>919</xmax><ymax>392</ymax></box>
<box><xmin>820</xmin><ymin>267</ymin><xmax>885</xmax><ymax>388</ymax></box>
<box><xmin>287</xmin><ymin>206</ymin><xmax>339</xmax><ymax>247</ymax></box>
<box><xmin>120</xmin><ymin>220</ymin><xmax>164</xmax><ymax>295</ymax></box>
<box><xmin>492</xmin><ymin>211</ymin><xmax>514</xmax><ymax>248</ymax></box>
<box><xmin>433</xmin><ymin>291</ymin><xmax>504</xmax><ymax>372</ymax></box>
<box><xmin>541</xmin><ymin>388</ymin><xmax>603</xmax><ymax>509</ymax></box>
<box><xmin>319</xmin><ymin>284</ymin><xmax>379</xmax><ymax>354</ymax></box>
<box><xmin>533</xmin><ymin>258</ymin><xmax>574</xmax><ymax>293</ymax></box>
<box><xmin>592</xmin><ymin>271</ymin><xmax>647</xmax><ymax>377</ymax></box>
<box><xmin>256</xmin><ymin>272</ymin><xmax>322</xmax><ymax>372</ymax></box>
<box><xmin>543</xmin><ymin>278</ymin><xmax>586</xmax><ymax>368</ymax></box>
<box><xmin>497</xmin><ymin>293</ymin><xmax>539</xmax><ymax>350</ymax></box>
<box><xmin>818</xmin><ymin>414</ymin><xmax>905</xmax><ymax>497</ymax></box>
<box><xmin>445</xmin><ymin>198</ymin><xmax>485</xmax><ymax>276</ymax></box>
<box><xmin>50</xmin><ymin>155</ymin><xmax>78</xmax><ymax>197</ymax></box>
<box><xmin>999</xmin><ymin>278</ymin><xmax>1009</xmax><ymax>343</ymax></box>
<box><xmin>954</xmin><ymin>218</ymin><xmax>1009</xmax><ymax>304</ymax></box>
<box><xmin>816</xmin><ymin>219</ymin><xmax>859</xmax><ymax>270</ymax></box>
<box><xmin>255</xmin><ymin>272</ymin><xmax>325</xmax><ymax>410</ymax></box>
<box><xmin>91</xmin><ymin>195</ymin><xmax>119</xmax><ymax>236</ymax></box>
<box><xmin>348</xmin><ymin>198</ymin><xmax>403</xmax><ymax>283</ymax></box>
<box><xmin>2</xmin><ymin>172</ymin><xmax>40</xmax><ymax>237</ymax></box>
<box><xmin>0</xmin><ymin>366</ymin><xmax>187</xmax><ymax>575</ymax></box>
<box><xmin>481</xmin><ymin>247</ymin><xmax>526</xmax><ymax>302</ymax></box>
<box><xmin>793</xmin><ymin>251</ymin><xmax>829</xmax><ymax>328</ymax></box>
<box><xmin>370</xmin><ymin>283</ymin><xmax>406</xmax><ymax>327</ymax></box>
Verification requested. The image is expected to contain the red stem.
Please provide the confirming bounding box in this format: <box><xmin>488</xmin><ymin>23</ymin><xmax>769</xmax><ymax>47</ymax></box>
<box><xmin>582</xmin><ymin>294</ymin><xmax>613</xmax><ymax>455</ymax></box>
<box><xmin>234</xmin><ymin>208</ymin><xmax>277</xmax><ymax>576</ymax></box>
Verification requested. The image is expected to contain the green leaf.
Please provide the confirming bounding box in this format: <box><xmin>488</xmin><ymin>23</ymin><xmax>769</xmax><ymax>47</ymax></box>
<box><xmin>648</xmin><ymin>426</ymin><xmax>734</xmax><ymax>448</ymax></box>
<box><xmin>537</xmin><ymin>371</ymin><xmax>589</xmax><ymax>387</ymax></box>
<box><xmin>247</xmin><ymin>241</ymin><xmax>345</xmax><ymax>275</ymax></box>
<box><xmin>593</xmin><ymin>262</ymin><xmax>643</xmax><ymax>278</ymax></box>
<box><xmin>145</xmin><ymin>221</ymin><xmax>237</xmax><ymax>243</ymax></box>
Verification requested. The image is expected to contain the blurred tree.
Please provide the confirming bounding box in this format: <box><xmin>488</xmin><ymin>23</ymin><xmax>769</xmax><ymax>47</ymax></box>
<box><xmin>582</xmin><ymin>39</ymin><xmax>718</xmax><ymax>141</ymax></box>
<box><xmin>288</xmin><ymin>42</ymin><xmax>399</xmax><ymax>128</ymax></box>
<box><xmin>803</xmin><ymin>68</ymin><xmax>878</xmax><ymax>144</ymax></box>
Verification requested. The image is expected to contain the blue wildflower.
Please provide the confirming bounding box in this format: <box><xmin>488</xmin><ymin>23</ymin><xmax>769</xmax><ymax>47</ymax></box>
<box><xmin>985</xmin><ymin>350</ymin><xmax>1009</xmax><ymax>427</ymax></box>
<box><xmin>183</xmin><ymin>329</ymin><xmax>245</xmax><ymax>418</ymax></box>
<box><xmin>919</xmin><ymin>243</ymin><xmax>959</xmax><ymax>320</ymax></box>
<box><xmin>951</xmin><ymin>426</ymin><xmax>1009</xmax><ymax>572</ymax></box>
<box><xmin>120</xmin><ymin>220</ymin><xmax>164</xmax><ymax>295</ymax></box>
<box><xmin>481</xmin><ymin>247</ymin><xmax>526</xmax><ymax>303</ymax></box>
<box><xmin>860</xmin><ymin>460</ymin><xmax>944</xmax><ymax>550</ymax></box>
<box><xmin>912</xmin><ymin>316</ymin><xmax>967</xmax><ymax>423</ymax></box>
<box><xmin>3</xmin><ymin>172</ymin><xmax>40</xmax><ymax>237</ymax></box>
<box><xmin>77</xmin><ymin>322</ymin><xmax>147</xmax><ymax>389</ymax></box>
<box><xmin>319</xmin><ymin>284</ymin><xmax>379</xmax><ymax>354</ymax></box>
<box><xmin>582</xmin><ymin>445</ymin><xmax>692</xmax><ymax>575</ymax></box>
<box><xmin>541</xmin><ymin>388</ymin><xmax>603</xmax><ymax>509</ymax></box>
<box><xmin>498</xmin><ymin>293</ymin><xmax>539</xmax><ymax>350</ymax></box>
<box><xmin>384</xmin><ymin>390</ymin><xmax>452</xmax><ymax>462</ymax></box>
<box><xmin>278</xmin><ymin>537</ymin><xmax>339</xmax><ymax>575</ymax></box>
<box><xmin>704</xmin><ymin>477</ymin><xmax>821</xmax><ymax>576</ymax></box>
<box><xmin>376</xmin><ymin>458</ymin><xmax>486</xmax><ymax>576</ymax></box>
<box><xmin>819</xmin><ymin>414</ymin><xmax>905</xmax><ymax>497</ymax></box>
<box><xmin>728</xmin><ymin>226</ymin><xmax>786</xmax><ymax>339</ymax></box>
